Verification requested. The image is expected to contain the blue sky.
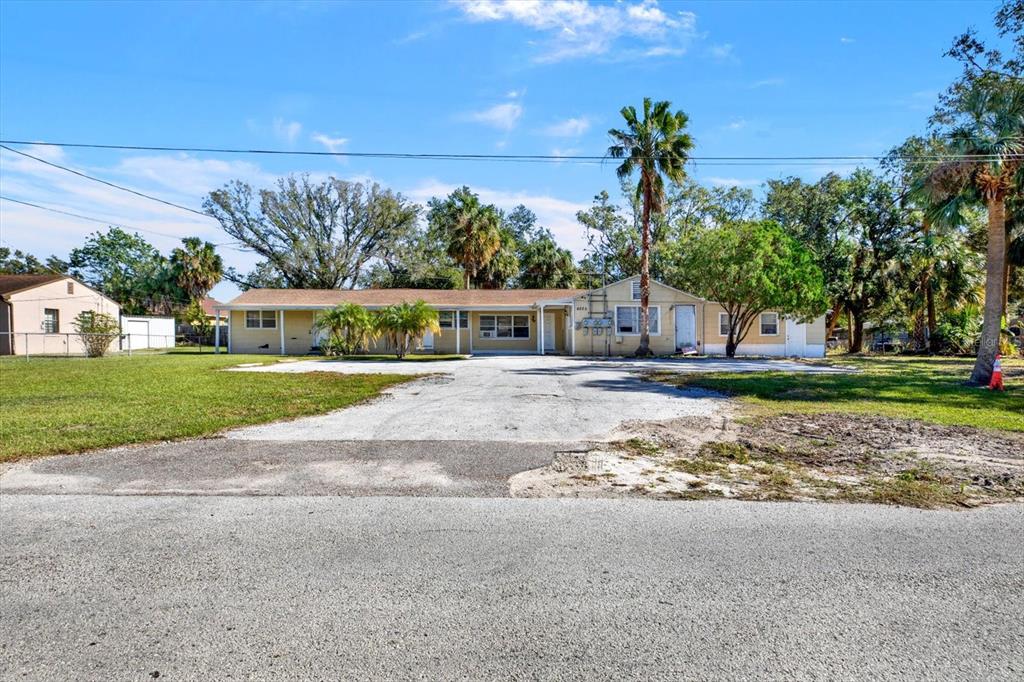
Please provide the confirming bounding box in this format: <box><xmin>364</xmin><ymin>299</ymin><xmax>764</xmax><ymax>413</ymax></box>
<box><xmin>0</xmin><ymin>0</ymin><xmax>998</xmax><ymax>300</ymax></box>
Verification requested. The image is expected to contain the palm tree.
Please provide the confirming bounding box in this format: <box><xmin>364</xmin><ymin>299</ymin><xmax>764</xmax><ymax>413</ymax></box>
<box><xmin>376</xmin><ymin>301</ymin><xmax>440</xmax><ymax>359</ymax></box>
<box><xmin>445</xmin><ymin>189</ymin><xmax>502</xmax><ymax>289</ymax></box>
<box><xmin>314</xmin><ymin>303</ymin><xmax>377</xmax><ymax>356</ymax></box>
<box><xmin>170</xmin><ymin>237</ymin><xmax>223</xmax><ymax>304</ymax></box>
<box><xmin>921</xmin><ymin>83</ymin><xmax>1023</xmax><ymax>382</ymax></box>
<box><xmin>608</xmin><ymin>98</ymin><xmax>694</xmax><ymax>356</ymax></box>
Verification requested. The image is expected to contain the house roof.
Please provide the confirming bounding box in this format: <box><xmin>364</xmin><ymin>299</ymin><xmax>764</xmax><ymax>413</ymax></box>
<box><xmin>222</xmin><ymin>287</ymin><xmax>589</xmax><ymax>309</ymax></box>
<box><xmin>0</xmin><ymin>273</ymin><xmax>66</xmax><ymax>297</ymax></box>
<box><xmin>200</xmin><ymin>296</ymin><xmax>222</xmax><ymax>316</ymax></box>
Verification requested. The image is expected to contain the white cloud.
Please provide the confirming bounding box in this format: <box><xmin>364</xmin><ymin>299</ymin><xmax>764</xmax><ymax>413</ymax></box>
<box><xmin>706</xmin><ymin>177</ymin><xmax>763</xmax><ymax>188</ymax></box>
<box><xmin>543</xmin><ymin>116</ymin><xmax>591</xmax><ymax>137</ymax></box>
<box><xmin>462</xmin><ymin>102</ymin><xmax>524</xmax><ymax>131</ymax></box>
<box><xmin>311</xmin><ymin>133</ymin><xmax>349</xmax><ymax>153</ymax></box>
<box><xmin>452</xmin><ymin>0</ymin><xmax>698</xmax><ymax>63</ymax></box>
<box><xmin>839</xmin><ymin>36</ymin><xmax>855</xmax><ymax>44</ymax></box>
<box><xmin>750</xmin><ymin>77</ymin><xmax>784</xmax><ymax>88</ymax></box>
<box><xmin>722</xmin><ymin>118</ymin><xmax>747</xmax><ymax>131</ymax></box>
<box><xmin>407</xmin><ymin>178</ymin><xmax>590</xmax><ymax>255</ymax></box>
<box><xmin>708</xmin><ymin>43</ymin><xmax>735</xmax><ymax>61</ymax></box>
<box><xmin>272</xmin><ymin>117</ymin><xmax>303</xmax><ymax>144</ymax></box>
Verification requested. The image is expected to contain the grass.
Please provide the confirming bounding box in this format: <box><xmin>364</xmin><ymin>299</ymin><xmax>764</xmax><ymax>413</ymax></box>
<box><xmin>0</xmin><ymin>349</ymin><xmax>409</xmax><ymax>461</ymax></box>
<box><xmin>659</xmin><ymin>356</ymin><xmax>1024</xmax><ymax>432</ymax></box>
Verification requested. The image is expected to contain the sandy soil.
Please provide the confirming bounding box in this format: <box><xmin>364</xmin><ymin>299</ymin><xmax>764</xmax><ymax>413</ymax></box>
<box><xmin>511</xmin><ymin>412</ymin><xmax>1024</xmax><ymax>508</ymax></box>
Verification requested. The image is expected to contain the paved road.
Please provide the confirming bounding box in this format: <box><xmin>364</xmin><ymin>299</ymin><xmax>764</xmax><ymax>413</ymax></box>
<box><xmin>2</xmin><ymin>496</ymin><xmax>1021</xmax><ymax>680</ymax></box>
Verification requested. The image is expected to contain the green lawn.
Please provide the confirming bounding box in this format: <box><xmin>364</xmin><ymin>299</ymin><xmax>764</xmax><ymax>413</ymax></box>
<box><xmin>0</xmin><ymin>350</ymin><xmax>409</xmax><ymax>461</ymax></box>
<box><xmin>657</xmin><ymin>356</ymin><xmax>1024</xmax><ymax>432</ymax></box>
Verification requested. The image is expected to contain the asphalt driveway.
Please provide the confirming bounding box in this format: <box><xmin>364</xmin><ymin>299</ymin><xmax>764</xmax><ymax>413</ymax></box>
<box><xmin>225</xmin><ymin>354</ymin><xmax>840</xmax><ymax>442</ymax></box>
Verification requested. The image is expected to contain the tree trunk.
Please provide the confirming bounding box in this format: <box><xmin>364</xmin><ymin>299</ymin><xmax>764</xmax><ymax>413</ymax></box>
<box><xmin>725</xmin><ymin>337</ymin><xmax>737</xmax><ymax>358</ymax></box>
<box><xmin>825</xmin><ymin>303</ymin><xmax>842</xmax><ymax>341</ymax></box>
<box><xmin>636</xmin><ymin>179</ymin><xmax>653</xmax><ymax>357</ymax></box>
<box><xmin>926</xmin><ymin>283</ymin><xmax>938</xmax><ymax>353</ymax></box>
<box><xmin>849</xmin><ymin>314</ymin><xmax>865</xmax><ymax>353</ymax></box>
<box><xmin>971</xmin><ymin>195</ymin><xmax>1007</xmax><ymax>384</ymax></box>
<box><xmin>1003</xmin><ymin>234</ymin><xmax>1010</xmax><ymax>318</ymax></box>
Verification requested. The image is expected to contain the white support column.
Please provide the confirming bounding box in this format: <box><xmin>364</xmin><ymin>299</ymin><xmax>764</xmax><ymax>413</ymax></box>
<box><xmin>570</xmin><ymin>304</ymin><xmax>575</xmax><ymax>356</ymax></box>
<box><xmin>455</xmin><ymin>309</ymin><xmax>460</xmax><ymax>355</ymax></box>
<box><xmin>468</xmin><ymin>311</ymin><xmax>473</xmax><ymax>355</ymax></box>
<box><xmin>214</xmin><ymin>310</ymin><xmax>221</xmax><ymax>353</ymax></box>
<box><xmin>227</xmin><ymin>311</ymin><xmax>233</xmax><ymax>354</ymax></box>
<box><xmin>538</xmin><ymin>304</ymin><xmax>545</xmax><ymax>355</ymax></box>
<box><xmin>279</xmin><ymin>309</ymin><xmax>286</xmax><ymax>356</ymax></box>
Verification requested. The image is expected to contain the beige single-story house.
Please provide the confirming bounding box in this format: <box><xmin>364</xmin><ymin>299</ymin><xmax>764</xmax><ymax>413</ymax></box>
<box><xmin>0</xmin><ymin>274</ymin><xmax>121</xmax><ymax>356</ymax></box>
<box><xmin>214</xmin><ymin>276</ymin><xmax>826</xmax><ymax>358</ymax></box>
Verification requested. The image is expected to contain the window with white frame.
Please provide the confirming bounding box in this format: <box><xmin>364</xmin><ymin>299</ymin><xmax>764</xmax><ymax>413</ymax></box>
<box><xmin>42</xmin><ymin>308</ymin><xmax>59</xmax><ymax>333</ymax></box>
<box><xmin>245</xmin><ymin>310</ymin><xmax>277</xmax><ymax>329</ymax></box>
<box><xmin>615</xmin><ymin>306</ymin><xmax>659</xmax><ymax>335</ymax></box>
<box><xmin>760</xmin><ymin>312</ymin><xmax>779</xmax><ymax>336</ymax></box>
<box><xmin>479</xmin><ymin>314</ymin><xmax>529</xmax><ymax>339</ymax></box>
<box><xmin>631</xmin><ymin>279</ymin><xmax>642</xmax><ymax>300</ymax></box>
<box><xmin>439</xmin><ymin>311</ymin><xmax>468</xmax><ymax>329</ymax></box>
<box><xmin>719</xmin><ymin>313</ymin><xmax>731</xmax><ymax>337</ymax></box>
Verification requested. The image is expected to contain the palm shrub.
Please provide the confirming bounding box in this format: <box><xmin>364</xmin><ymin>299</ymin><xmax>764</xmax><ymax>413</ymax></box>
<box><xmin>376</xmin><ymin>301</ymin><xmax>440</xmax><ymax>359</ymax></box>
<box><xmin>314</xmin><ymin>303</ymin><xmax>377</xmax><ymax>356</ymax></box>
<box><xmin>73</xmin><ymin>310</ymin><xmax>121</xmax><ymax>357</ymax></box>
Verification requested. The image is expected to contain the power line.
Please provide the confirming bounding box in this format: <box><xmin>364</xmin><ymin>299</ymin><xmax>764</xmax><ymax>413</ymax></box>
<box><xmin>0</xmin><ymin>195</ymin><xmax>238</xmax><ymax>246</ymax></box>
<box><xmin>0</xmin><ymin>144</ymin><xmax>213</xmax><ymax>218</ymax></box>
<box><xmin>0</xmin><ymin>139</ymin><xmax>1019</xmax><ymax>164</ymax></box>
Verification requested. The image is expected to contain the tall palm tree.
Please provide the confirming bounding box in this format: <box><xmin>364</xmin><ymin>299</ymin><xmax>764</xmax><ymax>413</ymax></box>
<box><xmin>608</xmin><ymin>98</ymin><xmax>694</xmax><ymax>356</ymax></box>
<box><xmin>170</xmin><ymin>237</ymin><xmax>223</xmax><ymax>304</ymax></box>
<box><xmin>921</xmin><ymin>83</ymin><xmax>1023</xmax><ymax>383</ymax></box>
<box><xmin>445</xmin><ymin>189</ymin><xmax>502</xmax><ymax>289</ymax></box>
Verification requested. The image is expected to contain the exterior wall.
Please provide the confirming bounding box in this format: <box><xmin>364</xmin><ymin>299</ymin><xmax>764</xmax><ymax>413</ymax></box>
<box><xmin>469</xmin><ymin>310</ymin><xmax>536</xmax><ymax>353</ymax></box>
<box><xmin>0</xmin><ymin>300</ymin><xmax>10</xmax><ymax>355</ymax></box>
<box><xmin>571</xmin><ymin>278</ymin><xmax>704</xmax><ymax>356</ymax></box>
<box><xmin>229</xmin><ymin>309</ymin><xmax>318</xmax><ymax>355</ymax></box>
<box><xmin>6</xmin><ymin>278</ymin><xmax>120</xmax><ymax>356</ymax></box>
<box><xmin>702</xmin><ymin>305</ymin><xmax>827</xmax><ymax>357</ymax></box>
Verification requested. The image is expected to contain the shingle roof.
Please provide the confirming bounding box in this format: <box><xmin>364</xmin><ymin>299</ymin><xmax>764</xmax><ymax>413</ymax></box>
<box><xmin>0</xmin><ymin>274</ymin><xmax>65</xmax><ymax>297</ymax></box>
<box><xmin>200</xmin><ymin>296</ymin><xmax>222</xmax><ymax>316</ymax></box>
<box><xmin>223</xmin><ymin>287</ymin><xmax>587</xmax><ymax>308</ymax></box>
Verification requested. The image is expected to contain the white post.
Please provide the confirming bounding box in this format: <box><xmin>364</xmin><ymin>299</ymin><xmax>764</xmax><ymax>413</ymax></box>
<box><xmin>538</xmin><ymin>304</ymin><xmax>545</xmax><ymax>355</ymax></box>
<box><xmin>455</xmin><ymin>309</ymin><xmax>460</xmax><ymax>355</ymax></box>
<box><xmin>214</xmin><ymin>310</ymin><xmax>221</xmax><ymax>353</ymax></box>
<box><xmin>279</xmin><ymin>309</ymin><xmax>286</xmax><ymax>356</ymax></box>
<box><xmin>570</xmin><ymin>303</ymin><xmax>576</xmax><ymax>356</ymax></box>
<box><xmin>468</xmin><ymin>312</ymin><xmax>473</xmax><ymax>355</ymax></box>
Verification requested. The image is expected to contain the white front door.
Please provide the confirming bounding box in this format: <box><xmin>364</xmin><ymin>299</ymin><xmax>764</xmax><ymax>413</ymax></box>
<box><xmin>674</xmin><ymin>305</ymin><xmax>696</xmax><ymax>350</ymax></box>
<box><xmin>543</xmin><ymin>313</ymin><xmax>556</xmax><ymax>351</ymax></box>
<box><xmin>785</xmin><ymin>319</ymin><xmax>806</xmax><ymax>357</ymax></box>
<box><xmin>420</xmin><ymin>330</ymin><xmax>434</xmax><ymax>350</ymax></box>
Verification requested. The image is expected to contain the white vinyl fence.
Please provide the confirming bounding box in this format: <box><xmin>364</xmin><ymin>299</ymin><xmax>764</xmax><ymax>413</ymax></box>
<box><xmin>120</xmin><ymin>316</ymin><xmax>175</xmax><ymax>350</ymax></box>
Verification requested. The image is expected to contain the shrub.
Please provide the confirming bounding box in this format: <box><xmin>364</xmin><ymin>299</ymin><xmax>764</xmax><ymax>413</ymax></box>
<box><xmin>72</xmin><ymin>311</ymin><xmax>120</xmax><ymax>357</ymax></box>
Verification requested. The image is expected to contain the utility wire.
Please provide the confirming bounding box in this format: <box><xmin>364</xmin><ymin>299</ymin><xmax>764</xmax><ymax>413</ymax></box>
<box><xmin>0</xmin><ymin>139</ymin><xmax>1020</xmax><ymax>164</ymax></box>
<box><xmin>0</xmin><ymin>195</ymin><xmax>238</xmax><ymax>246</ymax></box>
<box><xmin>0</xmin><ymin>144</ymin><xmax>213</xmax><ymax>219</ymax></box>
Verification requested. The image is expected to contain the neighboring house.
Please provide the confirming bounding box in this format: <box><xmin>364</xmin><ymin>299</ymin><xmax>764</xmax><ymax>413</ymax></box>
<box><xmin>0</xmin><ymin>274</ymin><xmax>120</xmax><ymax>356</ymax></box>
<box><xmin>215</xmin><ymin>276</ymin><xmax>827</xmax><ymax>358</ymax></box>
<box><xmin>201</xmin><ymin>296</ymin><xmax>224</xmax><ymax>322</ymax></box>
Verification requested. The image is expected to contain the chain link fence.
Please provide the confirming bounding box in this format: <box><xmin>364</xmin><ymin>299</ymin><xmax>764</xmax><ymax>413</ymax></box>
<box><xmin>3</xmin><ymin>332</ymin><xmax>227</xmax><ymax>358</ymax></box>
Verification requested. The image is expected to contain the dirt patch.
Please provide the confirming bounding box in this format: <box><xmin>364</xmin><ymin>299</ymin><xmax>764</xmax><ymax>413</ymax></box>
<box><xmin>511</xmin><ymin>413</ymin><xmax>1024</xmax><ymax>509</ymax></box>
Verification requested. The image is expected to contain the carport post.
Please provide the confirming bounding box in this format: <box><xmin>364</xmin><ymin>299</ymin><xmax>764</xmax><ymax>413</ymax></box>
<box><xmin>279</xmin><ymin>310</ymin><xmax>285</xmax><ymax>356</ymax></box>
<box><xmin>214</xmin><ymin>310</ymin><xmax>221</xmax><ymax>354</ymax></box>
<box><xmin>570</xmin><ymin>304</ymin><xmax>575</xmax><ymax>356</ymax></box>
<box><xmin>455</xmin><ymin>309</ymin><xmax>460</xmax><ymax>354</ymax></box>
<box><xmin>538</xmin><ymin>304</ymin><xmax>545</xmax><ymax>355</ymax></box>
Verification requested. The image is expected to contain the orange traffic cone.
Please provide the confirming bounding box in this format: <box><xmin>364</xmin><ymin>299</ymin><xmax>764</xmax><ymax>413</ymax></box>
<box><xmin>989</xmin><ymin>354</ymin><xmax>1004</xmax><ymax>391</ymax></box>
